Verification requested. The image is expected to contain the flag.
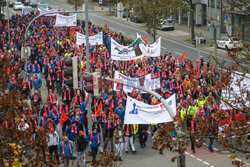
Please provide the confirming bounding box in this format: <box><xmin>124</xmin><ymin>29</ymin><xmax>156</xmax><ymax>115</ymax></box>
<box><xmin>142</xmin><ymin>37</ymin><xmax>148</xmax><ymax>44</ymax></box>
<box><xmin>97</xmin><ymin>101</ymin><xmax>103</xmax><ymax>116</ymax></box>
<box><xmin>104</xmin><ymin>24</ymin><xmax>107</xmax><ymax>29</ymax></box>
<box><xmin>109</xmin><ymin>100</ymin><xmax>114</xmax><ymax>118</ymax></box>
<box><xmin>60</xmin><ymin>110</ymin><xmax>69</xmax><ymax>127</ymax></box>
<box><xmin>204</xmin><ymin>64</ymin><xmax>208</xmax><ymax>75</ymax></box>
<box><xmin>194</xmin><ymin>58</ymin><xmax>198</xmax><ymax>66</ymax></box>
<box><xmin>179</xmin><ymin>51</ymin><xmax>186</xmax><ymax>62</ymax></box>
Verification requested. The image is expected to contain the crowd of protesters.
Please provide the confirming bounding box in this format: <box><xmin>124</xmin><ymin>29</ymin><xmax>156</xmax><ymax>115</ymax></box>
<box><xmin>0</xmin><ymin>9</ymin><xmax>248</xmax><ymax>167</ymax></box>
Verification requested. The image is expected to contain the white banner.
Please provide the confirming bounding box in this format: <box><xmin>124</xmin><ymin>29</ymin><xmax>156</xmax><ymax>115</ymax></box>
<box><xmin>76</xmin><ymin>31</ymin><xmax>103</xmax><ymax>46</ymax></box>
<box><xmin>137</xmin><ymin>33</ymin><xmax>161</xmax><ymax>57</ymax></box>
<box><xmin>124</xmin><ymin>94</ymin><xmax>176</xmax><ymax>124</ymax></box>
<box><xmin>111</xmin><ymin>38</ymin><xmax>144</xmax><ymax>61</ymax></box>
<box><xmin>111</xmin><ymin>36</ymin><xmax>161</xmax><ymax>61</ymax></box>
<box><xmin>113</xmin><ymin>71</ymin><xmax>161</xmax><ymax>93</ymax></box>
<box><xmin>39</xmin><ymin>7</ymin><xmax>58</xmax><ymax>16</ymax></box>
<box><xmin>220</xmin><ymin>72</ymin><xmax>250</xmax><ymax>110</ymax></box>
<box><xmin>54</xmin><ymin>14</ymin><xmax>77</xmax><ymax>27</ymax></box>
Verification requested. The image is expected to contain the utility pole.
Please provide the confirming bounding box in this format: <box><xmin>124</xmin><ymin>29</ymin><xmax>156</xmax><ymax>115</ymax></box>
<box><xmin>84</xmin><ymin>0</ymin><xmax>92</xmax><ymax>133</ymax></box>
<box><xmin>7</xmin><ymin>0</ymin><xmax>10</xmax><ymax>44</ymax></box>
<box><xmin>214</xmin><ymin>0</ymin><xmax>217</xmax><ymax>61</ymax></box>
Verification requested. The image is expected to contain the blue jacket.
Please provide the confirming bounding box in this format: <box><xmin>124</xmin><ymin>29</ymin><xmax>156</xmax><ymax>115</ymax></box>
<box><xmin>33</xmin><ymin>77</ymin><xmax>42</xmax><ymax>89</ymax></box>
<box><xmin>31</xmin><ymin>64</ymin><xmax>41</xmax><ymax>73</ymax></box>
<box><xmin>39</xmin><ymin>117</ymin><xmax>48</xmax><ymax>127</ymax></box>
<box><xmin>66</xmin><ymin>125</ymin><xmax>80</xmax><ymax>141</ymax></box>
<box><xmin>58</xmin><ymin>141</ymin><xmax>73</xmax><ymax>157</ymax></box>
<box><xmin>80</xmin><ymin>102</ymin><xmax>87</xmax><ymax>115</ymax></box>
<box><xmin>49</xmin><ymin>110</ymin><xmax>61</xmax><ymax>125</ymax></box>
<box><xmin>71</xmin><ymin>115</ymin><xmax>84</xmax><ymax>125</ymax></box>
<box><xmin>87</xmin><ymin>132</ymin><xmax>101</xmax><ymax>148</ymax></box>
<box><xmin>27</xmin><ymin>64</ymin><xmax>32</xmax><ymax>73</ymax></box>
<box><xmin>114</xmin><ymin>107</ymin><xmax>125</xmax><ymax>121</ymax></box>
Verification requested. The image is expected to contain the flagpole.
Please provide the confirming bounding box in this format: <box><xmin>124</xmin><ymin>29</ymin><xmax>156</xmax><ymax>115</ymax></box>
<box><xmin>84</xmin><ymin>0</ymin><xmax>93</xmax><ymax>134</ymax></box>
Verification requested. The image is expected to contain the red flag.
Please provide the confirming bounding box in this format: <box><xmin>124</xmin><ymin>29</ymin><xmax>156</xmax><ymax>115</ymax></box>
<box><xmin>142</xmin><ymin>37</ymin><xmax>148</xmax><ymax>44</ymax></box>
<box><xmin>194</xmin><ymin>58</ymin><xmax>198</xmax><ymax>66</ymax></box>
<box><xmin>104</xmin><ymin>24</ymin><xmax>107</xmax><ymax>29</ymax></box>
<box><xmin>179</xmin><ymin>51</ymin><xmax>186</xmax><ymax>62</ymax></box>
<box><xmin>109</xmin><ymin>100</ymin><xmax>114</xmax><ymax>118</ymax></box>
<box><xmin>97</xmin><ymin>101</ymin><xmax>103</xmax><ymax>116</ymax></box>
<box><xmin>60</xmin><ymin>110</ymin><xmax>69</xmax><ymax>127</ymax></box>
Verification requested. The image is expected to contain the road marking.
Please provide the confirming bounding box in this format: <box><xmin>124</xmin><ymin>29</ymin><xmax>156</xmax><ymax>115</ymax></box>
<box><xmin>197</xmin><ymin>158</ymin><xmax>202</xmax><ymax>161</ymax></box>
<box><xmin>203</xmin><ymin>161</ymin><xmax>210</xmax><ymax>165</ymax></box>
<box><xmin>189</xmin><ymin>154</ymin><xmax>195</xmax><ymax>158</ymax></box>
<box><xmin>185</xmin><ymin>151</ymin><xmax>213</xmax><ymax>166</ymax></box>
<box><xmin>175</xmin><ymin>52</ymin><xmax>182</xmax><ymax>55</ymax></box>
<box><xmin>213</xmin><ymin>147</ymin><xmax>218</xmax><ymax>151</ymax></box>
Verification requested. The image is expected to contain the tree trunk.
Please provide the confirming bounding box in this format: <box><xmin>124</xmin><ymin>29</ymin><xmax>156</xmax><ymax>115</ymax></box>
<box><xmin>153</xmin><ymin>28</ymin><xmax>156</xmax><ymax>42</ymax></box>
<box><xmin>75</xmin><ymin>0</ymin><xmax>77</xmax><ymax>11</ymax></box>
<box><xmin>190</xmin><ymin>4</ymin><xmax>195</xmax><ymax>40</ymax></box>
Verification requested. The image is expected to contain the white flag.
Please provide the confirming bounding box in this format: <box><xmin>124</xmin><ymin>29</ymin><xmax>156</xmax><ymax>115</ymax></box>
<box><xmin>54</xmin><ymin>14</ymin><xmax>77</xmax><ymax>27</ymax></box>
<box><xmin>76</xmin><ymin>31</ymin><xmax>103</xmax><ymax>46</ymax></box>
<box><xmin>113</xmin><ymin>71</ymin><xmax>161</xmax><ymax>93</ymax></box>
<box><xmin>39</xmin><ymin>7</ymin><xmax>58</xmax><ymax>16</ymax></box>
<box><xmin>124</xmin><ymin>94</ymin><xmax>176</xmax><ymax>124</ymax></box>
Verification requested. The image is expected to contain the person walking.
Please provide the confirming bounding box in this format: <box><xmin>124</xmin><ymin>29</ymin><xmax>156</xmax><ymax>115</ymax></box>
<box><xmin>114</xmin><ymin>124</ymin><xmax>124</xmax><ymax>161</ymax></box>
<box><xmin>124</xmin><ymin>124</ymin><xmax>136</xmax><ymax>154</ymax></box>
<box><xmin>87</xmin><ymin>127</ymin><xmax>101</xmax><ymax>163</ymax></box>
<box><xmin>58</xmin><ymin>136</ymin><xmax>74</xmax><ymax>167</ymax></box>
<box><xmin>75</xmin><ymin>131</ymin><xmax>88</xmax><ymax>167</ymax></box>
<box><xmin>47</xmin><ymin>127</ymin><xmax>59</xmax><ymax>161</ymax></box>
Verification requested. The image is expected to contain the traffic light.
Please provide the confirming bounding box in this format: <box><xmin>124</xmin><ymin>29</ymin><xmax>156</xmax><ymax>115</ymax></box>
<box><xmin>84</xmin><ymin>72</ymin><xmax>102</xmax><ymax>97</ymax></box>
<box><xmin>64</xmin><ymin>58</ymin><xmax>78</xmax><ymax>88</ymax></box>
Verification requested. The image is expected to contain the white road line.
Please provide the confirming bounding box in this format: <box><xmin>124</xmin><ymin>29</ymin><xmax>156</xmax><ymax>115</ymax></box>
<box><xmin>162</xmin><ymin>46</ymin><xmax>168</xmax><ymax>51</ymax></box>
<box><xmin>185</xmin><ymin>151</ymin><xmax>212</xmax><ymax>166</ymax></box>
<box><xmin>197</xmin><ymin>158</ymin><xmax>202</xmax><ymax>161</ymax></box>
<box><xmin>203</xmin><ymin>161</ymin><xmax>210</xmax><ymax>165</ymax></box>
<box><xmin>175</xmin><ymin>52</ymin><xmax>182</xmax><ymax>55</ymax></box>
<box><xmin>210</xmin><ymin>166</ymin><xmax>215</xmax><ymax>167</ymax></box>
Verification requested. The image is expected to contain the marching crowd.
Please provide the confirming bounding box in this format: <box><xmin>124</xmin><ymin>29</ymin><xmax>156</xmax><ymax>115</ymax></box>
<box><xmin>0</xmin><ymin>10</ymin><xmax>248</xmax><ymax>167</ymax></box>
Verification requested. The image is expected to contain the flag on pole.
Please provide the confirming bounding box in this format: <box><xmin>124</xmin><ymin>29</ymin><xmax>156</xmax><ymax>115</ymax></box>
<box><xmin>98</xmin><ymin>101</ymin><xmax>103</xmax><ymax>116</ymax></box>
<box><xmin>179</xmin><ymin>51</ymin><xmax>186</xmax><ymax>62</ymax></box>
<box><xmin>60</xmin><ymin>110</ymin><xmax>69</xmax><ymax>127</ymax></box>
<box><xmin>109</xmin><ymin>100</ymin><xmax>114</xmax><ymax>118</ymax></box>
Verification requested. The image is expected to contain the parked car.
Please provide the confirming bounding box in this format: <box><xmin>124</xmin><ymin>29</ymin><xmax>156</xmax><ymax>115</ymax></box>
<box><xmin>216</xmin><ymin>36</ymin><xmax>242</xmax><ymax>51</ymax></box>
<box><xmin>9</xmin><ymin>0</ymin><xmax>17</xmax><ymax>7</ymax></box>
<box><xmin>22</xmin><ymin>6</ymin><xmax>32</xmax><ymax>15</ymax></box>
<box><xmin>159</xmin><ymin>19</ymin><xmax>174</xmax><ymax>31</ymax></box>
<box><xmin>130</xmin><ymin>14</ymin><xmax>143</xmax><ymax>23</ymax></box>
<box><xmin>99</xmin><ymin>0</ymin><xmax>105</xmax><ymax>6</ymax></box>
<box><xmin>14</xmin><ymin>2</ymin><xmax>24</xmax><ymax>10</ymax></box>
<box><xmin>114</xmin><ymin>8</ymin><xmax>130</xmax><ymax>18</ymax></box>
<box><xmin>29</xmin><ymin>0</ymin><xmax>37</xmax><ymax>7</ymax></box>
